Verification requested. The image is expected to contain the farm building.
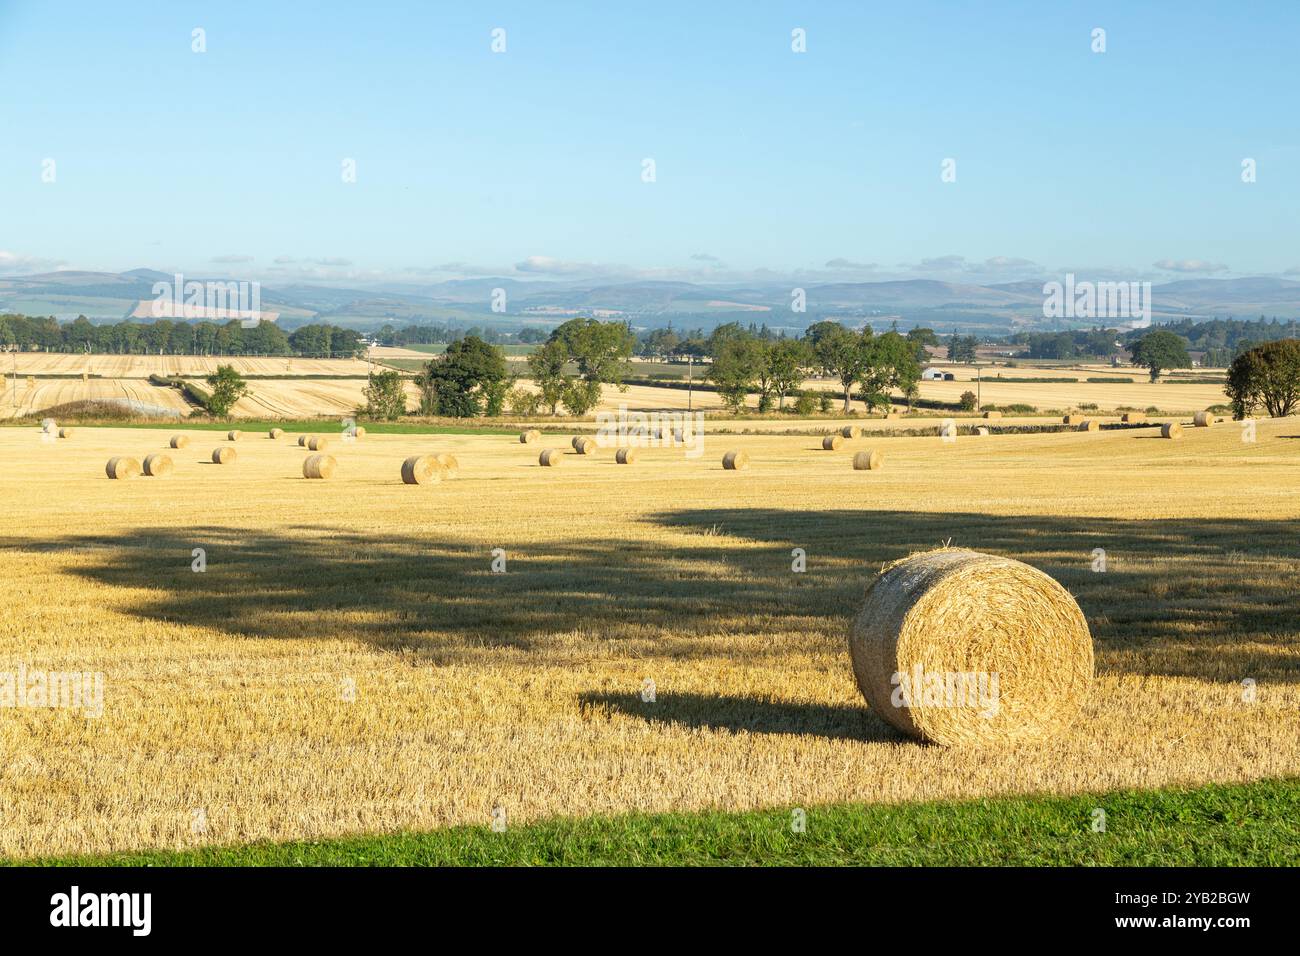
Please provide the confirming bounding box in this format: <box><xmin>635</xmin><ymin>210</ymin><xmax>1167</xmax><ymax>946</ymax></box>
<box><xmin>921</xmin><ymin>367</ymin><xmax>945</xmax><ymax>381</ymax></box>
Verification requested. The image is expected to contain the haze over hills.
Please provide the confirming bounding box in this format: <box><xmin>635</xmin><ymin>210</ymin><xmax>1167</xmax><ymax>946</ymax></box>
<box><xmin>4</xmin><ymin>268</ymin><xmax>1300</xmax><ymax>334</ymax></box>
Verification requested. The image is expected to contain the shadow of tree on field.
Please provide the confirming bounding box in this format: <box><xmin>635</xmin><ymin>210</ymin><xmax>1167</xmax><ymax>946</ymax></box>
<box><xmin>2</xmin><ymin>508</ymin><xmax>1298</xmax><ymax>694</ymax></box>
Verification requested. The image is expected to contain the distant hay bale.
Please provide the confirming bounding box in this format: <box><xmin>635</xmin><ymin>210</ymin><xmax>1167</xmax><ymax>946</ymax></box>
<box><xmin>570</xmin><ymin>436</ymin><xmax>582</xmax><ymax>450</ymax></box>
<box><xmin>616</xmin><ymin>447</ymin><xmax>638</xmax><ymax>464</ymax></box>
<box><xmin>848</xmin><ymin>548</ymin><xmax>1094</xmax><ymax>746</ymax></box>
<box><xmin>308</xmin><ymin>436</ymin><xmax>330</xmax><ymax>451</ymax></box>
<box><xmin>722</xmin><ymin>449</ymin><xmax>749</xmax><ymax>470</ymax></box>
<box><xmin>434</xmin><ymin>453</ymin><xmax>459</xmax><ymax>477</ymax></box>
<box><xmin>574</xmin><ymin>437</ymin><xmax>596</xmax><ymax>455</ymax></box>
<box><xmin>1193</xmin><ymin>411</ymin><xmax>1216</xmax><ymax>428</ymax></box>
<box><xmin>352</xmin><ymin>426</ymin><xmax>366</xmax><ymax>439</ymax></box>
<box><xmin>983</xmin><ymin>410</ymin><xmax>1002</xmax><ymax>420</ymax></box>
<box><xmin>303</xmin><ymin>454</ymin><xmax>337</xmax><ymax>479</ymax></box>
<box><xmin>169</xmin><ymin>434</ymin><xmax>189</xmax><ymax>449</ymax></box>
<box><xmin>852</xmin><ymin>449</ymin><xmax>883</xmax><ymax>470</ymax></box>
<box><xmin>885</xmin><ymin>412</ymin><xmax>901</xmax><ymax>420</ymax></box>
<box><xmin>519</xmin><ymin>429</ymin><xmax>541</xmax><ymax>444</ymax></box>
<box><xmin>211</xmin><ymin>447</ymin><xmax>236</xmax><ymax>464</ymax></box>
<box><xmin>299</xmin><ymin>435</ymin><xmax>313</xmax><ymax>447</ymax></box>
<box><xmin>823</xmin><ymin>435</ymin><xmax>844</xmax><ymax>451</ymax></box>
<box><xmin>105</xmin><ymin>456</ymin><xmax>141</xmax><ymax>480</ymax></box>
<box><xmin>1161</xmin><ymin>422</ymin><xmax>1183</xmax><ymax>439</ymax></box>
<box><xmin>58</xmin><ymin>427</ymin><xmax>74</xmax><ymax>439</ymax></box>
<box><xmin>269</xmin><ymin>428</ymin><xmax>285</xmax><ymax>439</ymax></box>
<box><xmin>227</xmin><ymin>430</ymin><xmax>241</xmax><ymax>441</ymax></box>
<box><xmin>400</xmin><ymin>455</ymin><xmax>441</xmax><ymax>484</ymax></box>
<box><xmin>1078</xmin><ymin>420</ymin><xmax>1100</xmax><ymax>432</ymax></box>
<box><xmin>539</xmin><ymin>448</ymin><xmax>564</xmax><ymax>467</ymax></box>
<box><xmin>1121</xmin><ymin>411</ymin><xmax>1146</xmax><ymax>423</ymax></box>
<box><xmin>840</xmin><ymin>425</ymin><xmax>861</xmax><ymax>439</ymax></box>
<box><xmin>142</xmin><ymin>453</ymin><xmax>173</xmax><ymax>477</ymax></box>
<box><xmin>974</xmin><ymin>426</ymin><xmax>990</xmax><ymax>436</ymax></box>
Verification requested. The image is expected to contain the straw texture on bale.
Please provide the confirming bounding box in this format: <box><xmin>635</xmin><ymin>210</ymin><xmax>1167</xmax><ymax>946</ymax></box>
<box><xmin>1078</xmin><ymin>420</ymin><xmax>1100</xmax><ymax>432</ymax></box>
<box><xmin>434</xmin><ymin>453</ymin><xmax>458</xmax><ymax>477</ymax></box>
<box><xmin>142</xmin><ymin>454</ymin><xmax>173</xmax><ymax>477</ymax></box>
<box><xmin>1161</xmin><ymin>422</ymin><xmax>1184</xmax><ymax>439</ymax></box>
<box><xmin>574</xmin><ymin>437</ymin><xmax>596</xmax><ymax>455</ymax></box>
<box><xmin>539</xmin><ymin>448</ymin><xmax>563</xmax><ymax>467</ymax></box>
<box><xmin>105</xmin><ymin>456</ymin><xmax>141</xmax><ymax>480</ymax></box>
<box><xmin>400</xmin><ymin>455</ymin><xmax>441</xmax><ymax>485</ymax></box>
<box><xmin>519</xmin><ymin>429</ymin><xmax>541</xmax><ymax>444</ymax></box>
<box><xmin>983</xmin><ymin>411</ymin><xmax>1002</xmax><ymax>420</ymax></box>
<box><xmin>227</xmin><ymin>430</ymin><xmax>241</xmax><ymax>441</ymax></box>
<box><xmin>299</xmin><ymin>435</ymin><xmax>313</xmax><ymax>447</ymax></box>
<box><xmin>848</xmin><ymin>548</ymin><xmax>1094</xmax><ymax>746</ymax></box>
<box><xmin>1121</xmin><ymin>412</ymin><xmax>1146</xmax><ymax>423</ymax></box>
<box><xmin>615</xmin><ymin>447</ymin><xmax>638</xmax><ymax>465</ymax></box>
<box><xmin>308</xmin><ymin>436</ymin><xmax>330</xmax><ymax>451</ymax></box>
<box><xmin>823</xmin><ymin>435</ymin><xmax>844</xmax><ymax>451</ymax></box>
<box><xmin>303</xmin><ymin>454</ymin><xmax>337</xmax><ymax>479</ymax></box>
<box><xmin>722</xmin><ymin>450</ymin><xmax>749</xmax><ymax>470</ymax></box>
<box><xmin>840</xmin><ymin>425</ymin><xmax>861</xmax><ymax>439</ymax></box>
<box><xmin>58</xmin><ymin>428</ymin><xmax>74</xmax><ymax>439</ymax></box>
<box><xmin>269</xmin><ymin>428</ymin><xmax>285</xmax><ymax>439</ymax></box>
<box><xmin>169</xmin><ymin>435</ymin><xmax>189</xmax><ymax>449</ymax></box>
<box><xmin>852</xmin><ymin>450</ymin><xmax>883</xmax><ymax>471</ymax></box>
<box><xmin>211</xmin><ymin>447</ymin><xmax>236</xmax><ymax>464</ymax></box>
<box><xmin>1193</xmin><ymin>411</ymin><xmax>1216</xmax><ymax>428</ymax></box>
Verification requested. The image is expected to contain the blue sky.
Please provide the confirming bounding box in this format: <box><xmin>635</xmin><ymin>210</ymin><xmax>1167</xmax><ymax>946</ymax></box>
<box><xmin>1</xmin><ymin>0</ymin><xmax>1296</xmax><ymax>285</ymax></box>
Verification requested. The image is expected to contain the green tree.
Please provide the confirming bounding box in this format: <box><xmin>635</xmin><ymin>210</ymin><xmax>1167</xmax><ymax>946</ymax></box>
<box><xmin>959</xmin><ymin>390</ymin><xmax>977</xmax><ymax>411</ymax></box>
<box><xmin>1225</xmin><ymin>339</ymin><xmax>1300</xmax><ymax>418</ymax></box>
<box><xmin>417</xmin><ymin>335</ymin><xmax>509</xmax><ymax>417</ymax></box>
<box><xmin>857</xmin><ymin>331</ymin><xmax>921</xmax><ymax>411</ymax></box>
<box><xmin>205</xmin><ymin>364</ymin><xmax>249</xmax><ymax>416</ymax></box>
<box><xmin>1131</xmin><ymin>330</ymin><xmax>1191</xmax><ymax>381</ymax></box>
<box><xmin>709</xmin><ymin>335</ymin><xmax>764</xmax><ymax>412</ymax></box>
<box><xmin>359</xmin><ymin>369</ymin><xmax>408</xmax><ymax>420</ymax></box>
<box><xmin>526</xmin><ymin>338</ymin><xmax>571</xmax><ymax>416</ymax></box>
<box><xmin>805</xmin><ymin>321</ymin><xmax>865</xmax><ymax>412</ymax></box>
<box><xmin>766</xmin><ymin>339</ymin><xmax>808</xmax><ymax>409</ymax></box>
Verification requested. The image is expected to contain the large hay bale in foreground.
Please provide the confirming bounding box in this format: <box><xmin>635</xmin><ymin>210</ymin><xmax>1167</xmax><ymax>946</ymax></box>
<box><xmin>539</xmin><ymin>448</ymin><xmax>563</xmax><ymax>467</ymax></box>
<box><xmin>840</xmin><ymin>425</ymin><xmax>861</xmax><ymax>439</ymax></box>
<box><xmin>1078</xmin><ymin>420</ymin><xmax>1100</xmax><ymax>432</ymax></box>
<box><xmin>169</xmin><ymin>434</ymin><xmax>189</xmax><ymax>449</ymax></box>
<box><xmin>1193</xmin><ymin>411</ymin><xmax>1216</xmax><ymax>428</ymax></box>
<box><xmin>269</xmin><ymin>428</ymin><xmax>285</xmax><ymax>439</ymax></box>
<box><xmin>1161</xmin><ymin>422</ymin><xmax>1183</xmax><ymax>439</ymax></box>
<box><xmin>303</xmin><ymin>454</ymin><xmax>337</xmax><ymax>479</ymax></box>
<box><xmin>520</xmin><ymin>429</ymin><xmax>541</xmax><ymax>444</ymax></box>
<box><xmin>308</xmin><ymin>436</ymin><xmax>330</xmax><ymax>451</ymax></box>
<box><xmin>983</xmin><ymin>410</ymin><xmax>1002</xmax><ymax>420</ymax></box>
<box><xmin>142</xmin><ymin>454</ymin><xmax>173</xmax><ymax>477</ymax></box>
<box><xmin>823</xmin><ymin>435</ymin><xmax>844</xmax><ymax>451</ymax></box>
<box><xmin>211</xmin><ymin>447</ymin><xmax>236</xmax><ymax>464</ymax></box>
<box><xmin>435</xmin><ymin>453</ymin><xmax>458</xmax><ymax>477</ymax></box>
<box><xmin>852</xmin><ymin>449</ymin><xmax>883</xmax><ymax>470</ymax></box>
<box><xmin>299</xmin><ymin>435</ymin><xmax>313</xmax><ymax>447</ymax></box>
<box><xmin>1121</xmin><ymin>411</ymin><xmax>1146</xmax><ymax>423</ymax></box>
<box><xmin>105</xmin><ymin>456</ymin><xmax>141</xmax><ymax>480</ymax></box>
<box><xmin>227</xmin><ymin>430</ymin><xmax>242</xmax><ymax>442</ymax></box>
<box><xmin>574</xmin><ymin>437</ymin><xmax>596</xmax><ymax>455</ymax></box>
<box><xmin>722</xmin><ymin>450</ymin><xmax>749</xmax><ymax>470</ymax></box>
<box><xmin>58</xmin><ymin>427</ymin><xmax>74</xmax><ymax>439</ymax></box>
<box><xmin>848</xmin><ymin>548</ymin><xmax>1093</xmax><ymax>746</ymax></box>
<box><xmin>615</xmin><ymin>447</ymin><xmax>638</xmax><ymax>465</ymax></box>
<box><xmin>400</xmin><ymin>455</ymin><xmax>441</xmax><ymax>484</ymax></box>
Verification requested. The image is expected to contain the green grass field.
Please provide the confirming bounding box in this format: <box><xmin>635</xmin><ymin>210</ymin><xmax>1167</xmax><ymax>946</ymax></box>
<box><xmin>24</xmin><ymin>778</ymin><xmax>1297</xmax><ymax>866</ymax></box>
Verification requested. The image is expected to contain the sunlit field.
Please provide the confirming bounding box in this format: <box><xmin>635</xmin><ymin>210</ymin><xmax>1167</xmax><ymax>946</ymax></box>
<box><xmin>1</xmin><ymin>416</ymin><xmax>1297</xmax><ymax>859</ymax></box>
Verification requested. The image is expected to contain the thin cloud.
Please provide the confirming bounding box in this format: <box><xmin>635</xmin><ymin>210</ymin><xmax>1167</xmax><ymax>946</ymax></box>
<box><xmin>1153</xmin><ymin>258</ymin><xmax>1229</xmax><ymax>274</ymax></box>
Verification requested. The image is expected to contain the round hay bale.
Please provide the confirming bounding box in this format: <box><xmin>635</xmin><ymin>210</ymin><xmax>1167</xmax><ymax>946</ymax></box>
<box><xmin>852</xmin><ymin>449</ymin><xmax>883</xmax><ymax>470</ymax></box>
<box><xmin>1078</xmin><ymin>419</ymin><xmax>1100</xmax><ymax>432</ymax></box>
<box><xmin>974</xmin><ymin>426</ymin><xmax>990</xmax><ymax>436</ymax></box>
<box><xmin>1121</xmin><ymin>411</ymin><xmax>1146</xmax><ymax>424</ymax></box>
<box><xmin>308</xmin><ymin>436</ymin><xmax>330</xmax><ymax>451</ymax></box>
<box><xmin>58</xmin><ymin>427</ymin><xmax>74</xmax><ymax>439</ymax></box>
<box><xmin>299</xmin><ymin>435</ymin><xmax>313</xmax><ymax>447</ymax></box>
<box><xmin>615</xmin><ymin>447</ymin><xmax>638</xmax><ymax>465</ymax></box>
<box><xmin>169</xmin><ymin>434</ymin><xmax>190</xmax><ymax>449</ymax></box>
<box><xmin>269</xmin><ymin>428</ymin><xmax>285</xmax><ymax>439</ymax></box>
<box><xmin>434</xmin><ymin>453</ymin><xmax>459</xmax><ymax>477</ymax></box>
<box><xmin>570</xmin><ymin>436</ymin><xmax>582</xmax><ymax>450</ymax></box>
<box><xmin>840</xmin><ymin>425</ymin><xmax>861</xmax><ymax>439</ymax></box>
<box><xmin>722</xmin><ymin>450</ymin><xmax>749</xmax><ymax>470</ymax></box>
<box><xmin>211</xmin><ymin>447</ymin><xmax>236</xmax><ymax>465</ymax></box>
<box><xmin>227</xmin><ymin>430</ymin><xmax>241</xmax><ymax>442</ymax></box>
<box><xmin>983</xmin><ymin>410</ymin><xmax>1002</xmax><ymax>420</ymax></box>
<box><xmin>105</xmin><ymin>456</ymin><xmax>141</xmax><ymax>480</ymax></box>
<box><xmin>1193</xmin><ymin>411</ymin><xmax>1216</xmax><ymax>428</ymax></box>
<box><xmin>574</xmin><ymin>437</ymin><xmax>596</xmax><ymax>455</ymax></box>
<box><xmin>303</xmin><ymin>454</ymin><xmax>337</xmax><ymax>479</ymax></box>
<box><xmin>539</xmin><ymin>448</ymin><xmax>564</xmax><ymax>467</ymax></box>
<box><xmin>400</xmin><ymin>455</ymin><xmax>441</xmax><ymax>484</ymax></box>
<box><xmin>142</xmin><ymin>453</ymin><xmax>173</xmax><ymax>477</ymax></box>
<box><xmin>823</xmin><ymin>434</ymin><xmax>844</xmax><ymax>451</ymax></box>
<box><xmin>848</xmin><ymin>548</ymin><xmax>1093</xmax><ymax>746</ymax></box>
<box><xmin>352</xmin><ymin>426</ymin><xmax>366</xmax><ymax>439</ymax></box>
<box><xmin>885</xmin><ymin>412</ymin><xmax>901</xmax><ymax>420</ymax></box>
<box><xmin>519</xmin><ymin>429</ymin><xmax>541</xmax><ymax>444</ymax></box>
<box><xmin>1161</xmin><ymin>422</ymin><xmax>1184</xmax><ymax>439</ymax></box>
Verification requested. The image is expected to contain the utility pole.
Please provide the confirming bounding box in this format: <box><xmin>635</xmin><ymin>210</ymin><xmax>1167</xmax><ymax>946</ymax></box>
<box><xmin>977</xmin><ymin>365</ymin><xmax>982</xmax><ymax>410</ymax></box>
<box><xmin>687</xmin><ymin>354</ymin><xmax>693</xmax><ymax>412</ymax></box>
